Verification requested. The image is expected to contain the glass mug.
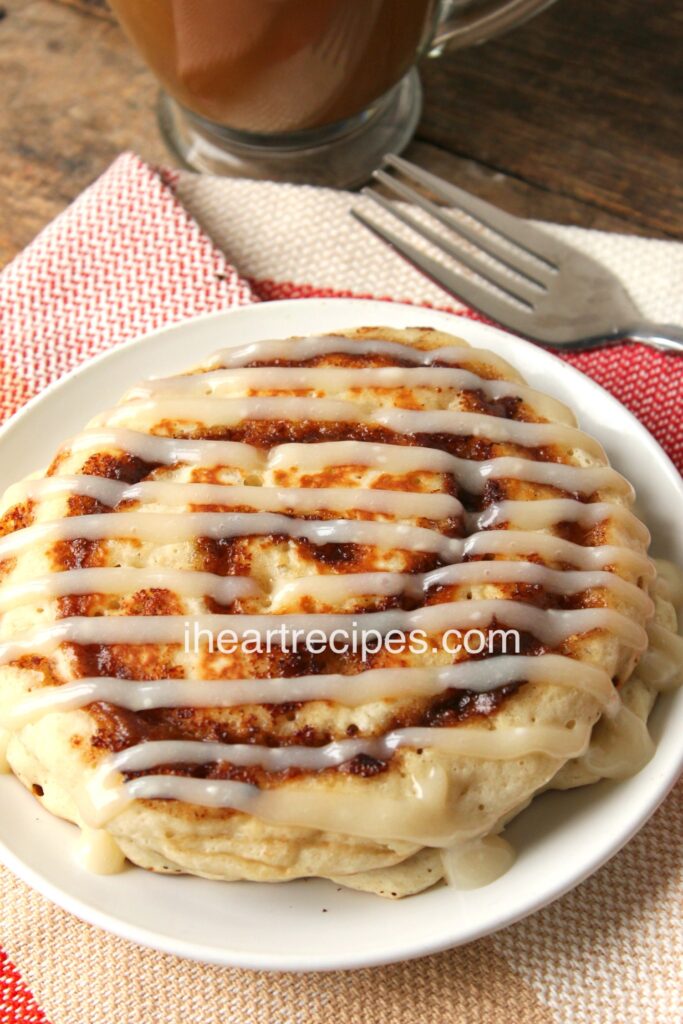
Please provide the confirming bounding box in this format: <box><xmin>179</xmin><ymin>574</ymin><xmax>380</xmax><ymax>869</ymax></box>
<box><xmin>109</xmin><ymin>0</ymin><xmax>555</xmax><ymax>187</ymax></box>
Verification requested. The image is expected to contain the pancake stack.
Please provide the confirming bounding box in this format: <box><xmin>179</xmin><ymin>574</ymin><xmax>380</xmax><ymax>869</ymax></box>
<box><xmin>0</xmin><ymin>325</ymin><xmax>679</xmax><ymax>896</ymax></box>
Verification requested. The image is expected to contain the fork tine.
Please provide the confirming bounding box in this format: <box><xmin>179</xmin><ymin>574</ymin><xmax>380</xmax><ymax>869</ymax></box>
<box><xmin>384</xmin><ymin>155</ymin><xmax>562</xmax><ymax>268</ymax></box>
<box><xmin>372</xmin><ymin>169</ymin><xmax>550</xmax><ymax>289</ymax></box>
<box><xmin>361</xmin><ymin>188</ymin><xmax>537</xmax><ymax>308</ymax></box>
<box><xmin>351</xmin><ymin>207</ymin><xmax>532</xmax><ymax>334</ymax></box>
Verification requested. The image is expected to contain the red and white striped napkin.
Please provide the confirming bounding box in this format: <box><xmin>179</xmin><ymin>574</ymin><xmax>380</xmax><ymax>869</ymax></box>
<box><xmin>0</xmin><ymin>152</ymin><xmax>681</xmax><ymax>1024</ymax></box>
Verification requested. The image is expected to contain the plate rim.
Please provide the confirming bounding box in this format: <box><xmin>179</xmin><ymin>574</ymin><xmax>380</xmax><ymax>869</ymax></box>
<box><xmin>0</xmin><ymin>297</ymin><xmax>681</xmax><ymax>972</ymax></box>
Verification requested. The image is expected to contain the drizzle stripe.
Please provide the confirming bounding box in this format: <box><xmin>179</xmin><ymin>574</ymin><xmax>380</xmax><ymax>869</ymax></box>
<box><xmin>7</xmin><ymin>477</ymin><xmax>463</xmax><ymax>521</ymax></box>
<box><xmin>0</xmin><ymin>602</ymin><xmax>647</xmax><ymax>665</ymax></box>
<box><xmin>0</xmin><ymin>562</ymin><xmax>652</xmax><ymax>616</ymax></box>
<box><xmin>203</xmin><ymin>335</ymin><xmax>515</xmax><ymax>375</ymax></box>
<box><xmin>0</xmin><ymin>569</ymin><xmax>259</xmax><ymax>612</ymax></box>
<box><xmin>3</xmin><ymin>655</ymin><xmax>619</xmax><ymax>727</ymax></box>
<box><xmin>98</xmin><ymin>397</ymin><xmax>605</xmax><ymax>459</ymax></box>
<box><xmin>131</xmin><ymin>366</ymin><xmax>574</xmax><ymax>424</ymax></box>
<box><xmin>0</xmin><ymin>512</ymin><xmax>461</xmax><ymax>562</ymax></box>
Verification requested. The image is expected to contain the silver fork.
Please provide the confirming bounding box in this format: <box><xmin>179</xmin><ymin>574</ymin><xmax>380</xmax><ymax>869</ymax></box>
<box><xmin>352</xmin><ymin>155</ymin><xmax>683</xmax><ymax>353</ymax></box>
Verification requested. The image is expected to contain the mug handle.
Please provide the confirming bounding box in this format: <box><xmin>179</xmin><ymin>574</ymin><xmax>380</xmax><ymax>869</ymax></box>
<box><xmin>432</xmin><ymin>0</ymin><xmax>557</xmax><ymax>50</ymax></box>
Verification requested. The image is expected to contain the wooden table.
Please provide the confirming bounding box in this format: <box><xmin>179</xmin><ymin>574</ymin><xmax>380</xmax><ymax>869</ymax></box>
<box><xmin>1</xmin><ymin>0</ymin><xmax>681</xmax><ymax>268</ymax></box>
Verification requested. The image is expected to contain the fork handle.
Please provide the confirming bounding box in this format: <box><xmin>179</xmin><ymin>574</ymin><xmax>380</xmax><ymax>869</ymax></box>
<box><xmin>620</xmin><ymin>323</ymin><xmax>683</xmax><ymax>353</ymax></box>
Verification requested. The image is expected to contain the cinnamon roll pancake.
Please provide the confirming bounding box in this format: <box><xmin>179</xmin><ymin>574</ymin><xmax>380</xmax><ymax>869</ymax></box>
<box><xmin>0</xmin><ymin>325</ymin><xmax>681</xmax><ymax>897</ymax></box>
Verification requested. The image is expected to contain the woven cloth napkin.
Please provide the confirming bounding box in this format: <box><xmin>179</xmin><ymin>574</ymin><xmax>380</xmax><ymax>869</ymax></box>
<box><xmin>0</xmin><ymin>152</ymin><xmax>681</xmax><ymax>1024</ymax></box>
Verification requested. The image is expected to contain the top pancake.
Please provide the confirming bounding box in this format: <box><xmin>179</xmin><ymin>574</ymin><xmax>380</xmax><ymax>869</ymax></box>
<box><xmin>0</xmin><ymin>325</ymin><xmax>663</xmax><ymax>893</ymax></box>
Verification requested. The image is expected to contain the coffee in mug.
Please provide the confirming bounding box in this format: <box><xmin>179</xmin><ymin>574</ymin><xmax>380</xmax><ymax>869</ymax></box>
<box><xmin>109</xmin><ymin>0</ymin><xmax>556</xmax><ymax>184</ymax></box>
<box><xmin>110</xmin><ymin>0</ymin><xmax>438</xmax><ymax>135</ymax></box>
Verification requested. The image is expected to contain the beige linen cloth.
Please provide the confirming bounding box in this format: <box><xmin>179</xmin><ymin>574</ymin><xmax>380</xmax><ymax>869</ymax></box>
<box><xmin>0</xmin><ymin>157</ymin><xmax>681</xmax><ymax>1024</ymax></box>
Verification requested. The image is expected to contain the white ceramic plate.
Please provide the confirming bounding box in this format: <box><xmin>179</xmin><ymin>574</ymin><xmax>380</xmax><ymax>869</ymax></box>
<box><xmin>0</xmin><ymin>299</ymin><xmax>681</xmax><ymax>972</ymax></box>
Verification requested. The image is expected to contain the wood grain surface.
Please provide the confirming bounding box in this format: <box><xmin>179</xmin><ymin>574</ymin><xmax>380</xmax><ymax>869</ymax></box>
<box><xmin>1</xmin><ymin>0</ymin><xmax>681</xmax><ymax>268</ymax></box>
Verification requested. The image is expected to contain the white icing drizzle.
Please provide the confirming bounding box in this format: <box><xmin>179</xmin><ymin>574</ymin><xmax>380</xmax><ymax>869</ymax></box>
<box><xmin>63</xmin><ymin>428</ymin><xmax>265</xmax><ymax>470</ymax></box>
<box><xmin>203</xmin><ymin>335</ymin><xmax>514</xmax><ymax>375</ymax></box>
<box><xmin>273</xmin><ymin>562</ymin><xmax>653</xmax><ymax>616</ymax></box>
<box><xmin>100</xmin><ymin>396</ymin><xmax>366</xmax><ymax>428</ymax></box>
<box><xmin>87</xmin><ymin>766</ymin><xmax>456</xmax><ymax>844</ymax></box>
<box><xmin>0</xmin><ymin>512</ymin><xmax>461</xmax><ymax>562</ymax></box>
<box><xmin>5</xmin><ymin>561</ymin><xmax>647</xmax><ymax>620</ymax></box>
<box><xmin>6</xmin><ymin>475</ymin><xmax>127</xmax><ymax>508</ymax></box>
<box><xmin>131</xmin><ymin>366</ymin><xmax>574</xmax><ymax>425</ymax></box>
<box><xmin>459</xmin><ymin>531</ymin><xmax>652</xmax><ymax>575</ymax></box>
<box><xmin>0</xmin><ymin>602</ymin><xmax>647</xmax><ymax>666</ymax></box>
<box><xmin>0</xmin><ymin>561</ymin><xmax>651</xmax><ymax>622</ymax></box>
<box><xmin>270</xmin><ymin>439</ymin><xmax>461</xmax><ymax>474</ymax></box>
<box><xmin>8</xmin><ymin>476</ymin><xmax>462</xmax><ymax>522</ymax></box>
<box><xmin>374</xmin><ymin>408</ymin><xmax>605</xmax><ymax>459</ymax></box>
<box><xmin>0</xmin><ymin>508</ymin><xmax>652</xmax><ymax>582</ymax></box>
<box><xmin>107</xmin><ymin>727</ymin><xmax>591</xmax><ymax>773</ymax></box>
<box><xmin>75</xmin><ymin>827</ymin><xmax>126</xmax><ymax>874</ymax></box>
<box><xmin>98</xmin><ymin>397</ymin><xmax>604</xmax><ymax>459</ymax></box>
<box><xmin>422</xmin><ymin>560</ymin><xmax>652</xmax><ymax>603</ymax></box>
<box><xmin>470</xmin><ymin>498</ymin><xmax>649</xmax><ymax>544</ymax></box>
<box><xmin>82</xmin><ymin>722</ymin><xmax>593</xmax><ymax>833</ymax></box>
<box><xmin>441</xmin><ymin>834</ymin><xmax>516</xmax><ymax>889</ymax></box>
<box><xmin>3</xmin><ymin>655</ymin><xmax>619</xmax><ymax>727</ymax></box>
<box><xmin>270</xmin><ymin>441</ymin><xmax>631</xmax><ymax>496</ymax></box>
<box><xmin>0</xmin><ymin>568</ymin><xmax>260</xmax><ymax>613</ymax></box>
